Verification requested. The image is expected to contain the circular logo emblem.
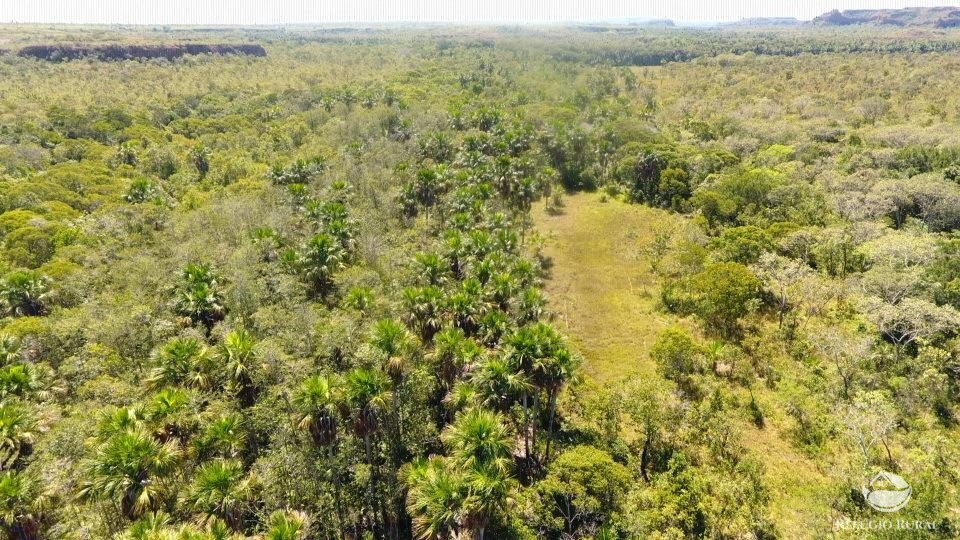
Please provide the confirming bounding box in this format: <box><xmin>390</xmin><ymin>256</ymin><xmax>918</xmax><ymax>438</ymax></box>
<box><xmin>862</xmin><ymin>471</ymin><xmax>912</xmax><ymax>513</ymax></box>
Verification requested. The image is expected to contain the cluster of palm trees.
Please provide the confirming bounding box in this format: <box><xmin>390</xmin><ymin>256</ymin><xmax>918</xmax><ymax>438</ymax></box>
<box><xmin>0</xmin><ymin>335</ymin><xmax>43</xmax><ymax>539</ymax></box>
<box><xmin>68</xmin><ymin>320</ymin><xmax>283</xmax><ymax>538</ymax></box>
<box><xmin>280</xmin><ymin>117</ymin><xmax>580</xmax><ymax>539</ymax></box>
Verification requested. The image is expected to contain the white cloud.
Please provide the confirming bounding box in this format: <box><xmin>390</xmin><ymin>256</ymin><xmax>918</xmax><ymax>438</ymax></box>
<box><xmin>0</xmin><ymin>0</ymin><xmax>955</xmax><ymax>24</ymax></box>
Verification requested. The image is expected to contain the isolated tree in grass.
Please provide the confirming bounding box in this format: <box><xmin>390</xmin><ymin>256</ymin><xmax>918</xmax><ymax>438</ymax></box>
<box><xmin>78</xmin><ymin>430</ymin><xmax>180</xmax><ymax>520</ymax></box>
<box><xmin>663</xmin><ymin>262</ymin><xmax>761</xmax><ymax>338</ymax></box>
<box><xmin>812</xmin><ymin>326</ymin><xmax>873</xmax><ymax>401</ymax></box>
<box><xmin>0</xmin><ymin>271</ymin><xmax>52</xmax><ymax>317</ymax></box>
<box><xmin>751</xmin><ymin>252</ymin><xmax>811</xmax><ymax>328</ymax></box>
<box><xmin>174</xmin><ymin>263</ymin><xmax>226</xmax><ymax>333</ymax></box>
<box><xmin>864</xmin><ymin>296</ymin><xmax>960</xmax><ymax>361</ymax></box>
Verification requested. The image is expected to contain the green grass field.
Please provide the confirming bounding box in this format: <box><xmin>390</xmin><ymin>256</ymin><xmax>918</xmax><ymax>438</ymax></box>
<box><xmin>533</xmin><ymin>192</ymin><xmax>837</xmax><ymax>537</ymax></box>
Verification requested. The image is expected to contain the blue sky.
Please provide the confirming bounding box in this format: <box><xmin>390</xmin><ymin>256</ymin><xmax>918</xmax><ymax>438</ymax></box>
<box><xmin>1</xmin><ymin>0</ymin><xmax>955</xmax><ymax>24</ymax></box>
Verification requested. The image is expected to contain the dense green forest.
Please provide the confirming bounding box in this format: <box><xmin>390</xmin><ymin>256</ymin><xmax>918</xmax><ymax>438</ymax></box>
<box><xmin>0</xmin><ymin>24</ymin><xmax>958</xmax><ymax>539</ymax></box>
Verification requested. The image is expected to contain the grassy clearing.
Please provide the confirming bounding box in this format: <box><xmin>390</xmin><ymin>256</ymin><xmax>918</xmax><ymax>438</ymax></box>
<box><xmin>533</xmin><ymin>192</ymin><xmax>835</xmax><ymax>537</ymax></box>
<box><xmin>531</xmin><ymin>193</ymin><xmax>687</xmax><ymax>382</ymax></box>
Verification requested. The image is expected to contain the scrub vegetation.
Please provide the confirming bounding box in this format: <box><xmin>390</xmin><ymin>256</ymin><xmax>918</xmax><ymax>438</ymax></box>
<box><xmin>0</xmin><ymin>23</ymin><xmax>957</xmax><ymax>539</ymax></box>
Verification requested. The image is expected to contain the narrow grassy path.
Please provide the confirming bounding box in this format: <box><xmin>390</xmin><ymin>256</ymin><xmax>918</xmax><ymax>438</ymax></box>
<box><xmin>532</xmin><ymin>192</ymin><xmax>835</xmax><ymax>538</ymax></box>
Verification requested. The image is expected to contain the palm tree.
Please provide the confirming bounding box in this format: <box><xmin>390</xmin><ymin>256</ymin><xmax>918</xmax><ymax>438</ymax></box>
<box><xmin>78</xmin><ymin>429</ymin><xmax>180</xmax><ymax>520</ymax></box>
<box><xmin>293</xmin><ymin>375</ymin><xmax>339</xmax><ymax>448</ymax></box>
<box><xmin>292</xmin><ymin>374</ymin><xmax>344</xmax><ymax>533</ymax></box>
<box><xmin>0</xmin><ymin>364</ymin><xmax>41</xmax><ymax>401</ymax></box>
<box><xmin>192</xmin><ymin>414</ymin><xmax>246</xmax><ymax>461</ymax></box>
<box><xmin>441</xmin><ymin>408</ymin><xmax>513</xmax><ymax>472</ymax></box>
<box><xmin>0</xmin><ymin>470</ymin><xmax>43</xmax><ymax>540</ymax></box>
<box><xmin>343</xmin><ymin>368</ymin><xmax>391</xmax><ymax>535</ymax></box>
<box><xmin>299</xmin><ymin>233</ymin><xmax>345</xmax><ymax>299</ymax></box>
<box><xmin>402</xmin><ymin>286</ymin><xmax>444</xmax><ymax>342</ymax></box>
<box><xmin>174</xmin><ymin>263</ymin><xmax>226</xmax><ymax>333</ymax></box>
<box><xmin>471</xmin><ymin>357</ymin><xmax>530</xmax><ymax>416</ymax></box>
<box><xmin>413</xmin><ymin>253</ymin><xmax>449</xmax><ymax>287</ymax></box>
<box><xmin>0</xmin><ymin>403</ymin><xmax>35</xmax><ymax>469</ymax></box>
<box><xmin>406</xmin><ymin>410</ymin><xmax>515</xmax><ymax>540</ymax></box>
<box><xmin>97</xmin><ymin>406</ymin><xmax>146</xmax><ymax>439</ymax></box>
<box><xmin>0</xmin><ymin>272</ymin><xmax>52</xmax><ymax>317</ymax></box>
<box><xmin>217</xmin><ymin>328</ymin><xmax>258</xmax><ymax>406</ymax></box>
<box><xmin>402</xmin><ymin>456</ymin><xmax>464</xmax><ymax>540</ymax></box>
<box><xmin>447</xmin><ymin>279</ymin><xmax>486</xmax><ymax>337</ymax></box>
<box><xmin>145</xmin><ymin>388</ymin><xmax>197</xmax><ymax>444</ymax></box>
<box><xmin>444</xmin><ymin>409</ymin><xmax>515</xmax><ymax>540</ymax></box>
<box><xmin>147</xmin><ymin>338</ymin><xmax>215</xmax><ymax>391</ymax></box>
<box><xmin>261</xmin><ymin>510</ymin><xmax>309</xmax><ymax>540</ymax></box>
<box><xmin>532</xmin><ymin>348</ymin><xmax>580</xmax><ymax>461</ymax></box>
<box><xmin>0</xmin><ymin>336</ymin><xmax>20</xmax><ymax>366</ymax></box>
<box><xmin>504</xmin><ymin>323</ymin><xmax>565</xmax><ymax>463</ymax></box>
<box><xmin>183</xmin><ymin>459</ymin><xmax>254</xmax><ymax>531</ymax></box>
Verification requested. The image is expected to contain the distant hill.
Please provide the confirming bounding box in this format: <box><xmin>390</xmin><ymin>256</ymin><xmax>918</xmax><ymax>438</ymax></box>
<box><xmin>724</xmin><ymin>17</ymin><xmax>802</xmax><ymax>27</ymax></box>
<box><xmin>812</xmin><ymin>6</ymin><xmax>960</xmax><ymax>27</ymax></box>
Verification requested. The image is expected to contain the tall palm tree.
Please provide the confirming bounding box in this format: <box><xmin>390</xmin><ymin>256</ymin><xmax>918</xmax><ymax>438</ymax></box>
<box><xmin>406</xmin><ymin>410</ymin><xmax>516</xmax><ymax>540</ymax></box>
<box><xmin>444</xmin><ymin>409</ymin><xmax>515</xmax><ymax>540</ymax></box>
<box><xmin>343</xmin><ymin>368</ymin><xmax>391</xmax><ymax>536</ymax></box>
<box><xmin>532</xmin><ymin>348</ymin><xmax>580</xmax><ymax>461</ymax></box>
<box><xmin>0</xmin><ymin>403</ymin><xmax>35</xmax><ymax>470</ymax></box>
<box><xmin>299</xmin><ymin>233</ymin><xmax>345</xmax><ymax>299</ymax></box>
<box><xmin>0</xmin><ymin>336</ymin><xmax>20</xmax><ymax>367</ymax></box>
<box><xmin>0</xmin><ymin>470</ymin><xmax>43</xmax><ymax>540</ymax></box>
<box><xmin>293</xmin><ymin>375</ymin><xmax>340</xmax><ymax>448</ymax></box>
<box><xmin>447</xmin><ymin>279</ymin><xmax>486</xmax><ymax>337</ymax></box>
<box><xmin>183</xmin><ymin>459</ymin><xmax>254</xmax><ymax>531</ymax></box>
<box><xmin>193</xmin><ymin>413</ymin><xmax>246</xmax><ymax>461</ymax></box>
<box><xmin>78</xmin><ymin>429</ymin><xmax>180</xmax><ymax>520</ymax></box>
<box><xmin>292</xmin><ymin>374</ymin><xmax>344</xmax><ymax>534</ymax></box>
<box><xmin>261</xmin><ymin>510</ymin><xmax>310</xmax><ymax>540</ymax></box>
<box><xmin>174</xmin><ymin>263</ymin><xmax>226</xmax><ymax>333</ymax></box>
<box><xmin>402</xmin><ymin>456</ymin><xmax>464</xmax><ymax>540</ymax></box>
<box><xmin>441</xmin><ymin>408</ymin><xmax>513</xmax><ymax>473</ymax></box>
<box><xmin>0</xmin><ymin>272</ymin><xmax>52</xmax><ymax>318</ymax></box>
<box><xmin>147</xmin><ymin>338</ymin><xmax>215</xmax><ymax>391</ymax></box>
<box><xmin>217</xmin><ymin>328</ymin><xmax>258</xmax><ymax>406</ymax></box>
<box><xmin>402</xmin><ymin>286</ymin><xmax>445</xmax><ymax>343</ymax></box>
